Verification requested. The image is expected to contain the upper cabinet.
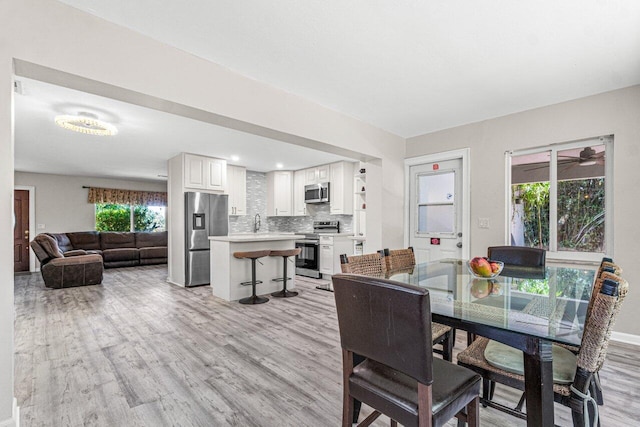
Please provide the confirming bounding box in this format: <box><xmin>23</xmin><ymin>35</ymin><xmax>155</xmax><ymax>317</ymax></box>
<box><xmin>330</xmin><ymin>161</ymin><xmax>354</xmax><ymax>215</ymax></box>
<box><xmin>184</xmin><ymin>153</ymin><xmax>227</xmax><ymax>193</ymax></box>
<box><xmin>226</xmin><ymin>165</ymin><xmax>246</xmax><ymax>215</ymax></box>
<box><xmin>304</xmin><ymin>164</ymin><xmax>330</xmax><ymax>185</ymax></box>
<box><xmin>293</xmin><ymin>169</ymin><xmax>307</xmax><ymax>216</ymax></box>
<box><xmin>267</xmin><ymin>171</ymin><xmax>293</xmax><ymax>216</ymax></box>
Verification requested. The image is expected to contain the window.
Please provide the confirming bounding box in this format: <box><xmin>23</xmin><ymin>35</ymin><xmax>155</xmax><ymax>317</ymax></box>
<box><xmin>417</xmin><ymin>171</ymin><xmax>456</xmax><ymax>234</ymax></box>
<box><xmin>508</xmin><ymin>136</ymin><xmax>612</xmax><ymax>262</ymax></box>
<box><xmin>95</xmin><ymin>204</ymin><xmax>166</xmax><ymax>232</ymax></box>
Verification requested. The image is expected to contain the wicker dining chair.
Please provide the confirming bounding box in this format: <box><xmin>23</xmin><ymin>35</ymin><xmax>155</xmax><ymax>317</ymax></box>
<box><xmin>380</xmin><ymin>247</ymin><xmax>416</xmax><ymax>273</ymax></box>
<box><xmin>560</xmin><ymin>257</ymin><xmax>622</xmax><ymax>406</ymax></box>
<box><xmin>457</xmin><ymin>274</ymin><xmax>628</xmax><ymax>426</ymax></box>
<box><xmin>339</xmin><ymin>252</ymin><xmax>388</xmax><ymax>276</ymax></box>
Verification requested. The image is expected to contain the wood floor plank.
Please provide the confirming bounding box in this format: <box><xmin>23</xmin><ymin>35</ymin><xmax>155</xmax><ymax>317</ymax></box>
<box><xmin>14</xmin><ymin>265</ymin><xmax>640</xmax><ymax>427</ymax></box>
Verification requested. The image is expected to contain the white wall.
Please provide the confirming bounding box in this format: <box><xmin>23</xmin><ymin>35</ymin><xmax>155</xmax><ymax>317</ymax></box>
<box><xmin>14</xmin><ymin>172</ymin><xmax>166</xmax><ymax>234</ymax></box>
<box><xmin>406</xmin><ymin>85</ymin><xmax>640</xmax><ymax>337</ymax></box>
<box><xmin>0</xmin><ymin>1</ymin><xmax>405</xmax><ymax>423</ymax></box>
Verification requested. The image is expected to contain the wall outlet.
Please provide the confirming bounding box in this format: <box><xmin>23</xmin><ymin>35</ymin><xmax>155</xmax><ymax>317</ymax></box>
<box><xmin>478</xmin><ymin>218</ymin><xmax>490</xmax><ymax>229</ymax></box>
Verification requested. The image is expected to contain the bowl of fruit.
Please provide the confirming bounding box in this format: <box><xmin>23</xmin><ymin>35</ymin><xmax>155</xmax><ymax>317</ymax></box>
<box><xmin>467</xmin><ymin>257</ymin><xmax>504</xmax><ymax>279</ymax></box>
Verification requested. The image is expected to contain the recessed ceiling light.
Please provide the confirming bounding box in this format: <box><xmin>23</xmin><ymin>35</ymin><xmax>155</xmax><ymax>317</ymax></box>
<box><xmin>230</xmin><ymin>155</ymin><xmax>240</xmax><ymax>162</ymax></box>
<box><xmin>54</xmin><ymin>112</ymin><xmax>117</xmax><ymax>136</ymax></box>
<box><xmin>276</xmin><ymin>163</ymin><xmax>284</xmax><ymax>169</ymax></box>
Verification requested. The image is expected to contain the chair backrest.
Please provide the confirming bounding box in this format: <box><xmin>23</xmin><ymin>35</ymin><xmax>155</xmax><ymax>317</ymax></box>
<box><xmin>487</xmin><ymin>245</ymin><xmax>546</xmax><ymax>267</ymax></box>
<box><xmin>339</xmin><ymin>252</ymin><xmax>387</xmax><ymax>277</ymax></box>
<box><xmin>577</xmin><ymin>275</ymin><xmax>628</xmax><ymax>373</ymax></box>
<box><xmin>332</xmin><ymin>274</ymin><xmax>434</xmax><ymax>385</ymax></box>
<box><xmin>381</xmin><ymin>247</ymin><xmax>416</xmax><ymax>272</ymax></box>
<box><xmin>30</xmin><ymin>233</ymin><xmax>64</xmax><ymax>265</ymax></box>
<box><xmin>584</xmin><ymin>258</ymin><xmax>622</xmax><ymax>322</ymax></box>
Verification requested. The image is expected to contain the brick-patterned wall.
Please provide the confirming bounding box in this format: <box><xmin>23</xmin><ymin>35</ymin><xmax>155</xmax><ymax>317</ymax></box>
<box><xmin>228</xmin><ymin>170</ymin><xmax>353</xmax><ymax>234</ymax></box>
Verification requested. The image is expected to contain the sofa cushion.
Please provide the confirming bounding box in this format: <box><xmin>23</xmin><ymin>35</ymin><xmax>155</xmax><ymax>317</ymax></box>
<box><xmin>139</xmin><ymin>246</ymin><xmax>167</xmax><ymax>259</ymax></box>
<box><xmin>47</xmin><ymin>233</ymin><xmax>74</xmax><ymax>252</ymax></box>
<box><xmin>34</xmin><ymin>234</ymin><xmax>64</xmax><ymax>259</ymax></box>
<box><xmin>42</xmin><ymin>254</ymin><xmax>103</xmax><ymax>288</ymax></box>
<box><xmin>136</xmin><ymin>231</ymin><xmax>168</xmax><ymax>248</ymax></box>
<box><xmin>101</xmin><ymin>232</ymin><xmax>136</xmax><ymax>249</ymax></box>
<box><xmin>67</xmin><ymin>231</ymin><xmax>101</xmax><ymax>250</ymax></box>
<box><xmin>102</xmin><ymin>248</ymin><xmax>139</xmax><ymax>262</ymax></box>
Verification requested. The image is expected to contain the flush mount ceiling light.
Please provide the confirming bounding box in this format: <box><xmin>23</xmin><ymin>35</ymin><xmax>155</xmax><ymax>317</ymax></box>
<box><xmin>54</xmin><ymin>112</ymin><xmax>118</xmax><ymax>136</ymax></box>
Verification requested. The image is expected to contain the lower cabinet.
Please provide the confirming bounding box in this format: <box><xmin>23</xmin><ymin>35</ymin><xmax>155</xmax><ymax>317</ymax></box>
<box><xmin>319</xmin><ymin>235</ymin><xmax>354</xmax><ymax>276</ymax></box>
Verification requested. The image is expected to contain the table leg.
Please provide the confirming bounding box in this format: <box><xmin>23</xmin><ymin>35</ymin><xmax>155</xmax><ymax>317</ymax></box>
<box><xmin>523</xmin><ymin>338</ymin><xmax>554</xmax><ymax>427</ymax></box>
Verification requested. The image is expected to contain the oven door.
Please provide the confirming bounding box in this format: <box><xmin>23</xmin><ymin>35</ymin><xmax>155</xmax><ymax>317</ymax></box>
<box><xmin>295</xmin><ymin>239</ymin><xmax>321</xmax><ymax>278</ymax></box>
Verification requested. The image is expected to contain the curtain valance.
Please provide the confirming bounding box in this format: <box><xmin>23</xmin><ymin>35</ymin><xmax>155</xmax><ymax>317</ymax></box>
<box><xmin>87</xmin><ymin>187</ymin><xmax>167</xmax><ymax>206</ymax></box>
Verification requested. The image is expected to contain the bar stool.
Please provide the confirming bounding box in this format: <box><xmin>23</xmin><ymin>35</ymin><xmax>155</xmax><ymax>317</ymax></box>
<box><xmin>233</xmin><ymin>250</ymin><xmax>271</xmax><ymax>305</ymax></box>
<box><xmin>270</xmin><ymin>248</ymin><xmax>301</xmax><ymax>298</ymax></box>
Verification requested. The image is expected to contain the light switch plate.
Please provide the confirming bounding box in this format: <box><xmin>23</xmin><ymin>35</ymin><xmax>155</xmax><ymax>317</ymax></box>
<box><xmin>478</xmin><ymin>218</ymin><xmax>490</xmax><ymax>229</ymax></box>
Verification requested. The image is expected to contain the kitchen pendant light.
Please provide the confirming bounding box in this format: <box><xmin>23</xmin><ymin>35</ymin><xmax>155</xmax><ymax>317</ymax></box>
<box><xmin>54</xmin><ymin>112</ymin><xmax>118</xmax><ymax>136</ymax></box>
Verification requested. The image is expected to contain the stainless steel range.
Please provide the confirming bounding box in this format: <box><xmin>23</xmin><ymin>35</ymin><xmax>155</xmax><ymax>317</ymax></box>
<box><xmin>295</xmin><ymin>220</ymin><xmax>340</xmax><ymax>278</ymax></box>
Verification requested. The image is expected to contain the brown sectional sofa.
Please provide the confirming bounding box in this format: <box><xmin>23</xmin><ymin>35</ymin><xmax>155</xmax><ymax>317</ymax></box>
<box><xmin>31</xmin><ymin>231</ymin><xmax>168</xmax><ymax>288</ymax></box>
<box><xmin>46</xmin><ymin>231</ymin><xmax>168</xmax><ymax>268</ymax></box>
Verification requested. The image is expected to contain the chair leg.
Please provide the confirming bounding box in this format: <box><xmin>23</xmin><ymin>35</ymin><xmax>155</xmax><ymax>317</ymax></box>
<box><xmin>442</xmin><ymin>330</ymin><xmax>454</xmax><ymax>362</ymax></box>
<box><xmin>481</xmin><ymin>379</ymin><xmax>492</xmax><ymax>407</ymax></box>
<box><xmin>342</xmin><ymin>350</ymin><xmax>354</xmax><ymax>427</ymax></box>
<box><xmin>515</xmin><ymin>392</ymin><xmax>526</xmax><ymax>411</ymax></box>
<box><xmin>467</xmin><ymin>332</ymin><xmax>476</xmax><ymax>346</ymax></box>
<box><xmin>467</xmin><ymin>396</ymin><xmax>480</xmax><ymax>427</ymax></box>
<box><xmin>591</xmin><ymin>373</ymin><xmax>604</xmax><ymax>405</ymax></box>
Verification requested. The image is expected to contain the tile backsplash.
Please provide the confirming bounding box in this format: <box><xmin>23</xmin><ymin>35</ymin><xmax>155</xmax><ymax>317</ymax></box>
<box><xmin>228</xmin><ymin>170</ymin><xmax>353</xmax><ymax>234</ymax></box>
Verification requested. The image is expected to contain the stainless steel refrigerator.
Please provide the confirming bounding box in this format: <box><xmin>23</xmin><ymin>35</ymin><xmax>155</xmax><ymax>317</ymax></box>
<box><xmin>185</xmin><ymin>192</ymin><xmax>229</xmax><ymax>286</ymax></box>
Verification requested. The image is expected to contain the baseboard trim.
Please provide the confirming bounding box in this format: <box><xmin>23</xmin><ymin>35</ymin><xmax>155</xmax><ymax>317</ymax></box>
<box><xmin>0</xmin><ymin>398</ymin><xmax>19</xmax><ymax>427</ymax></box>
<box><xmin>611</xmin><ymin>331</ymin><xmax>640</xmax><ymax>347</ymax></box>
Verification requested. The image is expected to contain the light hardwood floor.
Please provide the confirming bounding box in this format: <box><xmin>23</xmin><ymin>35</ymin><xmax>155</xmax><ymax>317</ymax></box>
<box><xmin>14</xmin><ymin>265</ymin><xmax>640</xmax><ymax>426</ymax></box>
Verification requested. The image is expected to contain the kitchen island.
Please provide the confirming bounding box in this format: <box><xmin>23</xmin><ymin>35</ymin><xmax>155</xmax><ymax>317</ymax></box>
<box><xmin>209</xmin><ymin>234</ymin><xmax>302</xmax><ymax>301</ymax></box>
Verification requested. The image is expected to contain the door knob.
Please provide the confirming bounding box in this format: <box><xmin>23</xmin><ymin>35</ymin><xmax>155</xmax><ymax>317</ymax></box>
<box><xmin>456</xmin><ymin>242</ymin><xmax>463</xmax><ymax>248</ymax></box>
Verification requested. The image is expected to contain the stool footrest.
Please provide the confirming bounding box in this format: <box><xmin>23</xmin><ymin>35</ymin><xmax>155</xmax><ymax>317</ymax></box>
<box><xmin>271</xmin><ymin>277</ymin><xmax>292</xmax><ymax>282</ymax></box>
<box><xmin>240</xmin><ymin>280</ymin><xmax>263</xmax><ymax>286</ymax></box>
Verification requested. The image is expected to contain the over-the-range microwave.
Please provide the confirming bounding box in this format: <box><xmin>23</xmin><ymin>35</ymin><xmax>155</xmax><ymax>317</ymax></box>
<box><xmin>304</xmin><ymin>182</ymin><xmax>330</xmax><ymax>204</ymax></box>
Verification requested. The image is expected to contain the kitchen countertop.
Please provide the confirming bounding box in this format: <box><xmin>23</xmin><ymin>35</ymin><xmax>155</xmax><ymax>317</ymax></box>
<box><xmin>208</xmin><ymin>233</ymin><xmax>303</xmax><ymax>242</ymax></box>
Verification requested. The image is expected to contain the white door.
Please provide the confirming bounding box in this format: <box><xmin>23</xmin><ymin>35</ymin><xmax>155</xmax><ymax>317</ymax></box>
<box><xmin>409</xmin><ymin>158</ymin><xmax>463</xmax><ymax>264</ymax></box>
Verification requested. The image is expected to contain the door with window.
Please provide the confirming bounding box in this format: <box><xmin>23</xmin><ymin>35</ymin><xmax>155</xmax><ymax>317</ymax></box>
<box><xmin>409</xmin><ymin>159</ymin><xmax>463</xmax><ymax>264</ymax></box>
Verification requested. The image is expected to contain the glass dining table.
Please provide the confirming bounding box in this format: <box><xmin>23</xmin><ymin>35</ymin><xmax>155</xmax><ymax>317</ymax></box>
<box><xmin>386</xmin><ymin>259</ymin><xmax>597</xmax><ymax>427</ymax></box>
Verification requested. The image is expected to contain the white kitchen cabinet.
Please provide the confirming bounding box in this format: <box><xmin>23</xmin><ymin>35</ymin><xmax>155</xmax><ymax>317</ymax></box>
<box><xmin>184</xmin><ymin>153</ymin><xmax>227</xmax><ymax>192</ymax></box>
<box><xmin>293</xmin><ymin>169</ymin><xmax>307</xmax><ymax>216</ymax></box>
<box><xmin>266</xmin><ymin>171</ymin><xmax>293</xmax><ymax>216</ymax></box>
<box><xmin>304</xmin><ymin>164</ymin><xmax>330</xmax><ymax>185</ymax></box>
<box><xmin>319</xmin><ymin>235</ymin><xmax>354</xmax><ymax>276</ymax></box>
<box><xmin>226</xmin><ymin>165</ymin><xmax>246</xmax><ymax>215</ymax></box>
<box><xmin>329</xmin><ymin>161</ymin><xmax>354</xmax><ymax>215</ymax></box>
<box><xmin>319</xmin><ymin>243</ymin><xmax>333</xmax><ymax>275</ymax></box>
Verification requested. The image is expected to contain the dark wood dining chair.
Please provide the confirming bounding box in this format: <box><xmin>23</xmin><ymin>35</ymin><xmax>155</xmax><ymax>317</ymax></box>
<box><xmin>333</xmin><ymin>274</ymin><xmax>481</xmax><ymax>427</ymax></box>
<box><xmin>457</xmin><ymin>274</ymin><xmax>628</xmax><ymax>427</ymax></box>
<box><xmin>380</xmin><ymin>247</ymin><xmax>454</xmax><ymax>362</ymax></box>
<box><xmin>466</xmin><ymin>245</ymin><xmax>547</xmax><ymax>345</ymax></box>
<box><xmin>487</xmin><ymin>245</ymin><xmax>546</xmax><ymax>267</ymax></box>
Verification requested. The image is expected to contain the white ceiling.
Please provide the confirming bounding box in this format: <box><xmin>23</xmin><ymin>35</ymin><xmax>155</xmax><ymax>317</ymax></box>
<box><xmin>15</xmin><ymin>1</ymin><xmax>640</xmax><ymax>182</ymax></box>
<box><xmin>57</xmin><ymin>0</ymin><xmax>640</xmax><ymax>137</ymax></box>
<box><xmin>14</xmin><ymin>78</ymin><xmax>352</xmax><ymax>180</ymax></box>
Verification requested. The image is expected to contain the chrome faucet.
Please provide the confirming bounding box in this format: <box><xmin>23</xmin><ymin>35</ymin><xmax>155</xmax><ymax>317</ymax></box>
<box><xmin>254</xmin><ymin>213</ymin><xmax>261</xmax><ymax>233</ymax></box>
